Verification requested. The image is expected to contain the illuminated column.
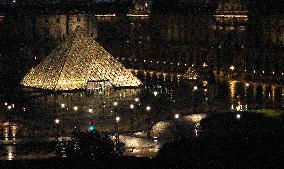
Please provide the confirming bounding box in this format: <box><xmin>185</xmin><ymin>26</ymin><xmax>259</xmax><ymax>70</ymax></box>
<box><xmin>157</xmin><ymin>73</ymin><xmax>161</xmax><ymax>79</ymax></box>
<box><xmin>244</xmin><ymin>82</ymin><xmax>249</xmax><ymax>97</ymax></box>
<box><xmin>150</xmin><ymin>71</ymin><xmax>153</xmax><ymax>78</ymax></box>
<box><xmin>163</xmin><ymin>73</ymin><xmax>167</xmax><ymax>81</ymax></box>
<box><xmin>272</xmin><ymin>85</ymin><xmax>276</xmax><ymax>101</ymax></box>
<box><xmin>143</xmin><ymin>71</ymin><xmax>146</xmax><ymax>80</ymax></box>
<box><xmin>229</xmin><ymin>80</ymin><xmax>237</xmax><ymax>99</ymax></box>
<box><xmin>177</xmin><ymin>74</ymin><xmax>182</xmax><ymax>83</ymax></box>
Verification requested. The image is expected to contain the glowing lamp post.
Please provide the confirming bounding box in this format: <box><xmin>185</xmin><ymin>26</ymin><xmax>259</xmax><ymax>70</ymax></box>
<box><xmin>230</xmin><ymin>65</ymin><xmax>235</xmax><ymax>71</ymax></box>
<box><xmin>54</xmin><ymin>119</ymin><xmax>60</xmax><ymax>141</ymax></box>
<box><xmin>236</xmin><ymin>114</ymin><xmax>241</xmax><ymax>120</ymax></box>
<box><xmin>113</xmin><ymin>101</ymin><xmax>119</xmax><ymax>118</ymax></box>
<box><xmin>116</xmin><ymin>116</ymin><xmax>120</xmax><ymax>122</ymax></box>
<box><xmin>146</xmin><ymin>106</ymin><xmax>151</xmax><ymax>111</ymax></box>
<box><xmin>153</xmin><ymin>91</ymin><xmax>158</xmax><ymax>97</ymax></box>
<box><xmin>115</xmin><ymin>116</ymin><xmax>120</xmax><ymax>151</ymax></box>
<box><xmin>55</xmin><ymin>119</ymin><xmax>60</xmax><ymax>124</ymax></box>
<box><xmin>134</xmin><ymin>98</ymin><xmax>139</xmax><ymax>102</ymax></box>
<box><xmin>113</xmin><ymin>102</ymin><xmax>118</xmax><ymax>107</ymax></box>
<box><xmin>174</xmin><ymin>114</ymin><xmax>180</xmax><ymax>119</ymax></box>
<box><xmin>146</xmin><ymin>106</ymin><xmax>151</xmax><ymax>139</ymax></box>
<box><xmin>134</xmin><ymin>98</ymin><xmax>140</xmax><ymax>106</ymax></box>
<box><xmin>130</xmin><ymin>104</ymin><xmax>134</xmax><ymax>110</ymax></box>
<box><xmin>7</xmin><ymin>105</ymin><xmax>12</xmax><ymax>128</ymax></box>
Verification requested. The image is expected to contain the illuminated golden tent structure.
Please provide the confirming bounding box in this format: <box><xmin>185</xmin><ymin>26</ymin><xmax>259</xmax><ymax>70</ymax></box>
<box><xmin>182</xmin><ymin>67</ymin><xmax>198</xmax><ymax>80</ymax></box>
<box><xmin>21</xmin><ymin>28</ymin><xmax>142</xmax><ymax>90</ymax></box>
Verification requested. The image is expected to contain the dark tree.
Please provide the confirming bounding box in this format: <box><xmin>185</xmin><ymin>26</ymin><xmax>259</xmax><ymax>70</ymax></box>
<box><xmin>64</xmin><ymin>131</ymin><xmax>121</xmax><ymax>160</ymax></box>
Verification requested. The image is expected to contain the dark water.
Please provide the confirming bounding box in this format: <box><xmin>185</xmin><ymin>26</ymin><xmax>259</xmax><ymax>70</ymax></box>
<box><xmin>0</xmin><ymin>86</ymin><xmax>207</xmax><ymax>158</ymax></box>
<box><xmin>0</xmin><ymin>81</ymin><xmax>283</xmax><ymax>159</ymax></box>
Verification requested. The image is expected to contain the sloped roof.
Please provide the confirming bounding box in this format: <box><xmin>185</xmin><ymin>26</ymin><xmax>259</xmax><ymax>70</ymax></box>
<box><xmin>182</xmin><ymin>67</ymin><xmax>198</xmax><ymax>80</ymax></box>
<box><xmin>21</xmin><ymin>28</ymin><xmax>142</xmax><ymax>90</ymax></box>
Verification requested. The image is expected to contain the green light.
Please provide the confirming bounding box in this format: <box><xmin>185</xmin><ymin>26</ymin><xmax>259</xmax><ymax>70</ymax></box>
<box><xmin>88</xmin><ymin>125</ymin><xmax>95</xmax><ymax>132</ymax></box>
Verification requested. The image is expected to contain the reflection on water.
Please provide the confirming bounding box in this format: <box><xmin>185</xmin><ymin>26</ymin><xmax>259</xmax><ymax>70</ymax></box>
<box><xmin>0</xmin><ymin>80</ymin><xmax>283</xmax><ymax>159</ymax></box>
<box><xmin>194</xmin><ymin>123</ymin><xmax>201</xmax><ymax>137</ymax></box>
<box><xmin>0</xmin><ymin>122</ymin><xmax>19</xmax><ymax>141</ymax></box>
<box><xmin>151</xmin><ymin>121</ymin><xmax>172</xmax><ymax>139</ymax></box>
<box><xmin>183</xmin><ymin>114</ymin><xmax>207</xmax><ymax>123</ymax></box>
<box><xmin>120</xmin><ymin>134</ymin><xmax>161</xmax><ymax>157</ymax></box>
<box><xmin>6</xmin><ymin>146</ymin><xmax>15</xmax><ymax>160</ymax></box>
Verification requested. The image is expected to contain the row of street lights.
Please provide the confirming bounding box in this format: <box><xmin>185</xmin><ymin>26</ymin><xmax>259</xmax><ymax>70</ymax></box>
<box><xmin>119</xmin><ymin>56</ymin><xmax>284</xmax><ymax>76</ymax></box>
<box><xmin>113</xmin><ymin>100</ymin><xmax>152</xmax><ymax>151</ymax></box>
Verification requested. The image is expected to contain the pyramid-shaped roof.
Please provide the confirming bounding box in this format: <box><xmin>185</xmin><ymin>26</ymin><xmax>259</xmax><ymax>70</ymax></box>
<box><xmin>21</xmin><ymin>28</ymin><xmax>142</xmax><ymax>90</ymax></box>
<box><xmin>182</xmin><ymin>67</ymin><xmax>198</xmax><ymax>80</ymax></box>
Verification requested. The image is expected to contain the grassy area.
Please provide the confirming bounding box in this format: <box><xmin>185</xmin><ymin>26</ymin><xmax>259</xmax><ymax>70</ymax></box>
<box><xmin>249</xmin><ymin>109</ymin><xmax>284</xmax><ymax>117</ymax></box>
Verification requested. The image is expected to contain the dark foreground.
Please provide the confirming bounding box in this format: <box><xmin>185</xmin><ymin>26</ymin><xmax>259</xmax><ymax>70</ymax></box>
<box><xmin>1</xmin><ymin>112</ymin><xmax>284</xmax><ymax>169</ymax></box>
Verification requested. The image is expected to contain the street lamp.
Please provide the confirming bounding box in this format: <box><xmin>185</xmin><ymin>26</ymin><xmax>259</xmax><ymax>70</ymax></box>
<box><xmin>145</xmin><ymin>106</ymin><xmax>151</xmax><ymax>139</ymax></box>
<box><xmin>61</xmin><ymin>103</ymin><xmax>65</xmax><ymax>108</ymax></box>
<box><xmin>130</xmin><ymin>104</ymin><xmax>134</xmax><ymax>109</ymax></box>
<box><xmin>113</xmin><ymin>102</ymin><xmax>118</xmax><ymax>106</ymax></box>
<box><xmin>73</xmin><ymin>106</ymin><xmax>78</xmax><ymax>111</ymax></box>
<box><xmin>88</xmin><ymin>108</ymin><xmax>93</xmax><ymax>113</ymax></box>
<box><xmin>236</xmin><ymin>114</ymin><xmax>241</xmax><ymax>120</ymax></box>
<box><xmin>153</xmin><ymin>91</ymin><xmax>158</xmax><ymax>97</ymax></box>
<box><xmin>55</xmin><ymin>119</ymin><xmax>60</xmax><ymax>124</ymax></box>
<box><xmin>134</xmin><ymin>98</ymin><xmax>139</xmax><ymax>102</ymax></box>
<box><xmin>7</xmin><ymin>105</ymin><xmax>12</xmax><ymax>128</ymax></box>
<box><xmin>174</xmin><ymin>114</ymin><xmax>180</xmax><ymax>119</ymax></box>
<box><xmin>230</xmin><ymin>65</ymin><xmax>235</xmax><ymax>71</ymax></box>
<box><xmin>193</xmin><ymin>86</ymin><xmax>198</xmax><ymax>91</ymax></box>
<box><xmin>116</xmin><ymin>116</ymin><xmax>120</xmax><ymax>122</ymax></box>
<box><xmin>115</xmin><ymin>116</ymin><xmax>120</xmax><ymax>151</ymax></box>
<box><xmin>54</xmin><ymin>119</ymin><xmax>60</xmax><ymax>141</ymax></box>
<box><xmin>146</xmin><ymin>106</ymin><xmax>151</xmax><ymax>111</ymax></box>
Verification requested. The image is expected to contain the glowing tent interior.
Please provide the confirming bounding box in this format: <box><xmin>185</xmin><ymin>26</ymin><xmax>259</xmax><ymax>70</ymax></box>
<box><xmin>21</xmin><ymin>28</ymin><xmax>142</xmax><ymax>90</ymax></box>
